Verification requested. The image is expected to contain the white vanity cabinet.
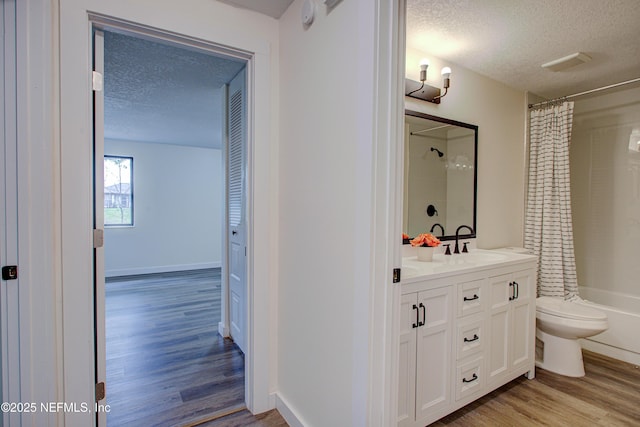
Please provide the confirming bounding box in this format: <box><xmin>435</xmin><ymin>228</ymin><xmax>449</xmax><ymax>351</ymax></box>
<box><xmin>398</xmin><ymin>286</ymin><xmax>454</xmax><ymax>427</ymax></box>
<box><xmin>487</xmin><ymin>269</ymin><xmax>536</xmax><ymax>386</ymax></box>
<box><xmin>398</xmin><ymin>251</ymin><xmax>536</xmax><ymax>427</ymax></box>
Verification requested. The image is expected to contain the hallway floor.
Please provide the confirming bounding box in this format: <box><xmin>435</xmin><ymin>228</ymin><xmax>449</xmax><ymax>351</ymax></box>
<box><xmin>105</xmin><ymin>269</ymin><xmax>245</xmax><ymax>426</ymax></box>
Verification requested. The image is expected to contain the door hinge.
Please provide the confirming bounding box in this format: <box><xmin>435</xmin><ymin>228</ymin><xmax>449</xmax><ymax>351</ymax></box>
<box><xmin>95</xmin><ymin>381</ymin><xmax>105</xmax><ymax>401</ymax></box>
<box><xmin>92</xmin><ymin>71</ymin><xmax>103</xmax><ymax>92</ymax></box>
<box><xmin>393</xmin><ymin>268</ymin><xmax>401</xmax><ymax>283</ymax></box>
<box><xmin>93</xmin><ymin>229</ymin><xmax>104</xmax><ymax>248</ymax></box>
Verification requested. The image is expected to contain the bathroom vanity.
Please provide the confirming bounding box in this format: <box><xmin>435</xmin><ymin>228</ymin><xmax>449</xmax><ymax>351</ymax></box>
<box><xmin>397</xmin><ymin>249</ymin><xmax>537</xmax><ymax>427</ymax></box>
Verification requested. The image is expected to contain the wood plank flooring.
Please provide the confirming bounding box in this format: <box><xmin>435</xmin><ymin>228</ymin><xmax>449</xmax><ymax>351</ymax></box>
<box><xmin>104</xmin><ymin>271</ymin><xmax>639</xmax><ymax>427</ymax></box>
<box><xmin>191</xmin><ymin>409</ymin><xmax>289</xmax><ymax>427</ymax></box>
<box><xmin>432</xmin><ymin>350</ymin><xmax>640</xmax><ymax>426</ymax></box>
<box><xmin>105</xmin><ymin>269</ymin><xmax>245</xmax><ymax>427</ymax></box>
<box><xmin>194</xmin><ymin>351</ymin><xmax>639</xmax><ymax>426</ymax></box>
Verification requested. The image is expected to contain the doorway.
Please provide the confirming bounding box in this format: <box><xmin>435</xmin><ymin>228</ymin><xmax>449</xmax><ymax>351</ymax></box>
<box><xmin>93</xmin><ymin>27</ymin><xmax>249</xmax><ymax>426</ymax></box>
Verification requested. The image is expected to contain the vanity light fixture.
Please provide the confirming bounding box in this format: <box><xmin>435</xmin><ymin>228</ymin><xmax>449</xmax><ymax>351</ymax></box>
<box><xmin>405</xmin><ymin>59</ymin><xmax>452</xmax><ymax>104</ymax></box>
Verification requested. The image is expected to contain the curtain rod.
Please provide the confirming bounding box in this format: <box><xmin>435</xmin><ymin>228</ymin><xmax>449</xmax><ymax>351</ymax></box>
<box><xmin>528</xmin><ymin>76</ymin><xmax>640</xmax><ymax>109</ymax></box>
<box><xmin>411</xmin><ymin>124</ymin><xmax>451</xmax><ymax>135</ymax></box>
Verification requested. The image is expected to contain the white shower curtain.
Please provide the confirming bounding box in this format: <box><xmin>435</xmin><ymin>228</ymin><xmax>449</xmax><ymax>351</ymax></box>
<box><xmin>524</xmin><ymin>101</ymin><xmax>579</xmax><ymax>299</ymax></box>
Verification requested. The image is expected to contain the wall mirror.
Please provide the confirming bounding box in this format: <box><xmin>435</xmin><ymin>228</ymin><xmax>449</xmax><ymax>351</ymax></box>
<box><xmin>403</xmin><ymin>110</ymin><xmax>478</xmax><ymax>242</ymax></box>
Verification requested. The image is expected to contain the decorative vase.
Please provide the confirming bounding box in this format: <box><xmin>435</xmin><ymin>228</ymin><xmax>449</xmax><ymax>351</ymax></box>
<box><xmin>417</xmin><ymin>245</ymin><xmax>434</xmax><ymax>262</ymax></box>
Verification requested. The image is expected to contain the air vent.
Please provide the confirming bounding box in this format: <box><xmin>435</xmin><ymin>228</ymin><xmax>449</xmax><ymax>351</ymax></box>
<box><xmin>541</xmin><ymin>52</ymin><xmax>591</xmax><ymax>72</ymax></box>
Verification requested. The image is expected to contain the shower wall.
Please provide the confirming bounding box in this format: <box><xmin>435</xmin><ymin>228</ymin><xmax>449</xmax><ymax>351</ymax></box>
<box><xmin>570</xmin><ymin>86</ymin><xmax>640</xmax><ymax>300</ymax></box>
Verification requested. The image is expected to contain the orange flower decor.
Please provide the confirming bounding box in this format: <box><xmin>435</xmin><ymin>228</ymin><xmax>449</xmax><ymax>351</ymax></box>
<box><xmin>410</xmin><ymin>233</ymin><xmax>441</xmax><ymax>247</ymax></box>
<box><xmin>402</xmin><ymin>233</ymin><xmax>409</xmax><ymax>240</ymax></box>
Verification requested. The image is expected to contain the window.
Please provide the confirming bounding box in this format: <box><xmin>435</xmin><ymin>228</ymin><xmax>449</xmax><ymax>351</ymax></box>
<box><xmin>104</xmin><ymin>156</ymin><xmax>133</xmax><ymax>226</ymax></box>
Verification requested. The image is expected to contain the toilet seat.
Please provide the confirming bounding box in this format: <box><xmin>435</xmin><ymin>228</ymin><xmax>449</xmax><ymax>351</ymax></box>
<box><xmin>536</xmin><ymin>296</ymin><xmax>607</xmax><ymax>321</ymax></box>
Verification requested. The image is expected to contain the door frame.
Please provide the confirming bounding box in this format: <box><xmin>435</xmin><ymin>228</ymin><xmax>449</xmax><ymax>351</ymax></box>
<box><xmin>93</xmin><ymin>24</ymin><xmax>251</xmax><ymax>423</ymax></box>
<box><xmin>91</xmin><ymin>12</ymin><xmax>255</xmax><ymax>408</ymax></box>
<box><xmin>60</xmin><ymin>4</ymin><xmax>275</xmax><ymax>423</ymax></box>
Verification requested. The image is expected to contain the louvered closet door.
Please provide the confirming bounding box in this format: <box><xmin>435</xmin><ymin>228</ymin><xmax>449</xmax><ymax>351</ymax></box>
<box><xmin>227</xmin><ymin>67</ymin><xmax>247</xmax><ymax>354</ymax></box>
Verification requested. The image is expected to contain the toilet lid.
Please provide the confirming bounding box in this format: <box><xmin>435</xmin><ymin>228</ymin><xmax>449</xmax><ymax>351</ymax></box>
<box><xmin>536</xmin><ymin>296</ymin><xmax>607</xmax><ymax>321</ymax></box>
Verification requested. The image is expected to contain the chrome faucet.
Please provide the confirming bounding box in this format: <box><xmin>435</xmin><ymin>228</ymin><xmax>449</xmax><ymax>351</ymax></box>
<box><xmin>454</xmin><ymin>225</ymin><xmax>474</xmax><ymax>254</ymax></box>
<box><xmin>429</xmin><ymin>223</ymin><xmax>445</xmax><ymax>237</ymax></box>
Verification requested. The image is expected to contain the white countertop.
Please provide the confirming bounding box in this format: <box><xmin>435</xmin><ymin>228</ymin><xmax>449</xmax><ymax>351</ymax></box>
<box><xmin>402</xmin><ymin>249</ymin><xmax>537</xmax><ymax>284</ymax></box>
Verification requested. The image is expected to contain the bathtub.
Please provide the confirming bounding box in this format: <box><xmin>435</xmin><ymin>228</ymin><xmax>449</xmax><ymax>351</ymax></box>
<box><xmin>579</xmin><ymin>286</ymin><xmax>640</xmax><ymax>365</ymax></box>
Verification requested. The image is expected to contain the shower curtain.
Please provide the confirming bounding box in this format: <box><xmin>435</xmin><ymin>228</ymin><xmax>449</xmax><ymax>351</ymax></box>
<box><xmin>524</xmin><ymin>101</ymin><xmax>579</xmax><ymax>299</ymax></box>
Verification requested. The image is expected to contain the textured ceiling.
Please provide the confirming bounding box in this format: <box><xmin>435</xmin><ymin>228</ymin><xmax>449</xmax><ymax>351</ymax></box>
<box><xmin>105</xmin><ymin>1</ymin><xmax>640</xmax><ymax>148</ymax></box>
<box><xmin>406</xmin><ymin>0</ymin><xmax>640</xmax><ymax>99</ymax></box>
<box><xmin>104</xmin><ymin>31</ymin><xmax>245</xmax><ymax>148</ymax></box>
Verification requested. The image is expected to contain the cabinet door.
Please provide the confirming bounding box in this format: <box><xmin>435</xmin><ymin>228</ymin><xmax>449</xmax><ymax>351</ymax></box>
<box><xmin>487</xmin><ymin>273</ymin><xmax>510</xmax><ymax>384</ymax></box>
<box><xmin>510</xmin><ymin>270</ymin><xmax>534</xmax><ymax>371</ymax></box>
<box><xmin>398</xmin><ymin>294</ymin><xmax>417</xmax><ymax>426</ymax></box>
<box><xmin>415</xmin><ymin>286</ymin><xmax>453</xmax><ymax>420</ymax></box>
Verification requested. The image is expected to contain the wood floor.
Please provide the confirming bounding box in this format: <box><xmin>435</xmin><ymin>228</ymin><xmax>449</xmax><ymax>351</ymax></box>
<box><xmin>432</xmin><ymin>350</ymin><xmax>640</xmax><ymax>426</ymax></box>
<box><xmin>192</xmin><ymin>409</ymin><xmax>289</xmax><ymax>427</ymax></box>
<box><xmin>104</xmin><ymin>271</ymin><xmax>639</xmax><ymax>427</ymax></box>
<box><xmin>193</xmin><ymin>350</ymin><xmax>639</xmax><ymax>427</ymax></box>
<box><xmin>105</xmin><ymin>269</ymin><xmax>245</xmax><ymax>427</ymax></box>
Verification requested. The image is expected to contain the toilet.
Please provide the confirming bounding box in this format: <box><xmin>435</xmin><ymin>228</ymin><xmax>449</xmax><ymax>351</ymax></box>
<box><xmin>535</xmin><ymin>296</ymin><xmax>608</xmax><ymax>377</ymax></box>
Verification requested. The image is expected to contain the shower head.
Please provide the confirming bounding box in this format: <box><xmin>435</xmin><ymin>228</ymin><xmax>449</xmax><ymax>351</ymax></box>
<box><xmin>431</xmin><ymin>147</ymin><xmax>444</xmax><ymax>157</ymax></box>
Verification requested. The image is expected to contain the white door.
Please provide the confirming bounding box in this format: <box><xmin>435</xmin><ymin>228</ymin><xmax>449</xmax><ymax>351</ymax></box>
<box><xmin>397</xmin><ymin>293</ymin><xmax>418</xmax><ymax>426</ymax></box>
<box><xmin>415</xmin><ymin>286</ymin><xmax>453</xmax><ymax>420</ymax></box>
<box><xmin>510</xmin><ymin>270</ymin><xmax>534</xmax><ymax>371</ymax></box>
<box><xmin>488</xmin><ymin>273</ymin><xmax>511</xmax><ymax>384</ymax></box>
<box><xmin>92</xmin><ymin>28</ymin><xmax>108</xmax><ymax>426</ymax></box>
<box><xmin>227</xmin><ymin>67</ymin><xmax>247</xmax><ymax>354</ymax></box>
<box><xmin>1</xmin><ymin>1</ymin><xmax>24</xmax><ymax>424</ymax></box>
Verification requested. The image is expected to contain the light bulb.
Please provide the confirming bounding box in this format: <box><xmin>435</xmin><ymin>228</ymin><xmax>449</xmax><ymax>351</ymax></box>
<box><xmin>441</xmin><ymin>66</ymin><xmax>451</xmax><ymax>89</ymax></box>
<box><xmin>419</xmin><ymin>59</ymin><xmax>429</xmax><ymax>82</ymax></box>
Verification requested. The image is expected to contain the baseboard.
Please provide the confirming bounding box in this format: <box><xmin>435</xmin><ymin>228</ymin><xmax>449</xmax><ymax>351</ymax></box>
<box><xmin>275</xmin><ymin>393</ymin><xmax>307</xmax><ymax>427</ymax></box>
<box><xmin>218</xmin><ymin>321</ymin><xmax>230</xmax><ymax>338</ymax></box>
<box><xmin>581</xmin><ymin>339</ymin><xmax>640</xmax><ymax>366</ymax></box>
<box><xmin>105</xmin><ymin>262</ymin><xmax>221</xmax><ymax>278</ymax></box>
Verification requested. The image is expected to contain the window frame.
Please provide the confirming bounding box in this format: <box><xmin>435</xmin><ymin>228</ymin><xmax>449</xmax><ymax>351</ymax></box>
<box><xmin>104</xmin><ymin>155</ymin><xmax>134</xmax><ymax>227</ymax></box>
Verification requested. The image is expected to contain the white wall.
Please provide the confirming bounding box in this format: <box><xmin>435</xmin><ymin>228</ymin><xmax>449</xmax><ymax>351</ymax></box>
<box><xmin>446</xmin><ymin>130</ymin><xmax>475</xmax><ymax>231</ymax></box>
<box><xmin>57</xmin><ymin>0</ymin><xmax>280</xmax><ymax>423</ymax></box>
<box><xmin>571</xmin><ymin>86</ymin><xmax>640</xmax><ymax>298</ymax></box>
<box><xmin>278</xmin><ymin>0</ymin><xmax>377</xmax><ymax>425</ymax></box>
<box><xmin>405</xmin><ymin>129</ymin><xmax>448</xmax><ymax>237</ymax></box>
<box><xmin>104</xmin><ymin>139</ymin><xmax>222</xmax><ymax>276</ymax></box>
<box><xmin>405</xmin><ymin>47</ymin><xmax>527</xmax><ymax>249</ymax></box>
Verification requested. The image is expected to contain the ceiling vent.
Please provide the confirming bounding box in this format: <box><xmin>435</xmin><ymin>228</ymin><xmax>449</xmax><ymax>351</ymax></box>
<box><xmin>542</xmin><ymin>52</ymin><xmax>592</xmax><ymax>72</ymax></box>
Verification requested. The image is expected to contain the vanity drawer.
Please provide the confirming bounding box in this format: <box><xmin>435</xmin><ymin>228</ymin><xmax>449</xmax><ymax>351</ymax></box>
<box><xmin>456</xmin><ymin>317</ymin><xmax>484</xmax><ymax>360</ymax></box>
<box><xmin>457</xmin><ymin>279</ymin><xmax>485</xmax><ymax>317</ymax></box>
<box><xmin>456</xmin><ymin>357</ymin><xmax>484</xmax><ymax>401</ymax></box>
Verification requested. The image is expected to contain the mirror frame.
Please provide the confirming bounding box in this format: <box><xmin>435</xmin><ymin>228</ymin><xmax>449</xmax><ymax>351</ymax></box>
<box><xmin>404</xmin><ymin>110</ymin><xmax>478</xmax><ymax>242</ymax></box>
